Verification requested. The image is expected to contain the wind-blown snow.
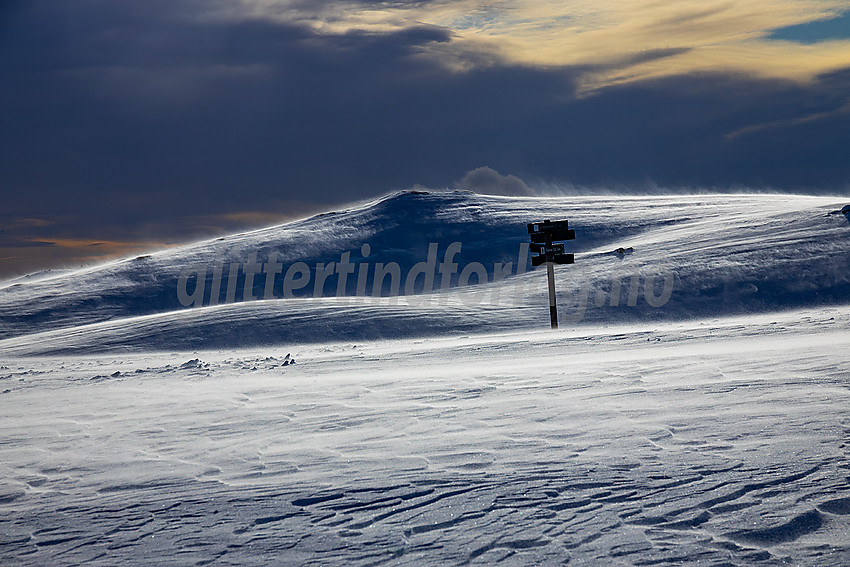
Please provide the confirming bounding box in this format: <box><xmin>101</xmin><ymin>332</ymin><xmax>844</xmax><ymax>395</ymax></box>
<box><xmin>1</xmin><ymin>191</ymin><xmax>849</xmax><ymax>565</ymax></box>
<box><xmin>1</xmin><ymin>191</ymin><xmax>848</xmax><ymax>354</ymax></box>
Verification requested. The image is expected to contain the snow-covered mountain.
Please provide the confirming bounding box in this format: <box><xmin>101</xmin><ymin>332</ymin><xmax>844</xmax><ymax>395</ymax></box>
<box><xmin>3</xmin><ymin>192</ymin><xmax>850</xmax><ymax>566</ymax></box>
<box><xmin>1</xmin><ymin>190</ymin><xmax>848</xmax><ymax>355</ymax></box>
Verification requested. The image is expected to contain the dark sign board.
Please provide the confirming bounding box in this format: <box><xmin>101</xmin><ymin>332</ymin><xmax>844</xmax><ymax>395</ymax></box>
<box><xmin>527</xmin><ymin>220</ymin><xmax>570</xmax><ymax>233</ymax></box>
<box><xmin>530</xmin><ymin>229</ymin><xmax>575</xmax><ymax>243</ymax></box>
<box><xmin>531</xmin><ymin>243</ymin><xmax>566</xmax><ymax>254</ymax></box>
<box><xmin>532</xmin><ymin>253</ymin><xmax>574</xmax><ymax>266</ymax></box>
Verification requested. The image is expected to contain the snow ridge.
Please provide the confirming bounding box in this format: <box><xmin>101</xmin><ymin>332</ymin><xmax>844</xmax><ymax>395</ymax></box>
<box><xmin>1</xmin><ymin>191</ymin><xmax>848</xmax><ymax>354</ymax></box>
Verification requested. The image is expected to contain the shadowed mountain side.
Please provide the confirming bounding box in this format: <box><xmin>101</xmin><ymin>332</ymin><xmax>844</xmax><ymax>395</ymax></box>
<box><xmin>0</xmin><ymin>296</ymin><xmax>533</xmax><ymax>356</ymax></box>
<box><xmin>1</xmin><ymin>190</ymin><xmax>849</xmax><ymax>346</ymax></box>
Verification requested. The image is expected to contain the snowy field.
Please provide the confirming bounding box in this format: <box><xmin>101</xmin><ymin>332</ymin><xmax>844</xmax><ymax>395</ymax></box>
<box><xmin>2</xmin><ymin>191</ymin><xmax>849</xmax><ymax>565</ymax></box>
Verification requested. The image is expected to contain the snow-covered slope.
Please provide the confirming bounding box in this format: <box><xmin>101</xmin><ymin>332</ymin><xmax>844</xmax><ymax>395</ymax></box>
<box><xmin>1</xmin><ymin>191</ymin><xmax>848</xmax><ymax>355</ymax></box>
<box><xmin>1</xmin><ymin>309</ymin><xmax>849</xmax><ymax>565</ymax></box>
<box><xmin>2</xmin><ymin>192</ymin><xmax>850</xmax><ymax>566</ymax></box>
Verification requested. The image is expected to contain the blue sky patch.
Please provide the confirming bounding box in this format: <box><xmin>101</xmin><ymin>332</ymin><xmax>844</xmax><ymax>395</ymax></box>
<box><xmin>769</xmin><ymin>12</ymin><xmax>850</xmax><ymax>43</ymax></box>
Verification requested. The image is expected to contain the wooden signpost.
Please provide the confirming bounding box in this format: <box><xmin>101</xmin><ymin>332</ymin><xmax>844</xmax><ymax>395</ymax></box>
<box><xmin>527</xmin><ymin>220</ymin><xmax>575</xmax><ymax>329</ymax></box>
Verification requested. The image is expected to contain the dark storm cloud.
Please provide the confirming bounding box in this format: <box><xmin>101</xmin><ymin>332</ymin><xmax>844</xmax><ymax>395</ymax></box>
<box><xmin>519</xmin><ymin>70</ymin><xmax>850</xmax><ymax>190</ymax></box>
<box><xmin>0</xmin><ymin>0</ymin><xmax>849</xmax><ymax>277</ymax></box>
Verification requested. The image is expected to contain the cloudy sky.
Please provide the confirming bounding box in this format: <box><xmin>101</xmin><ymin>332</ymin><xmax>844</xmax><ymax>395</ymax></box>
<box><xmin>1</xmin><ymin>0</ymin><xmax>849</xmax><ymax>277</ymax></box>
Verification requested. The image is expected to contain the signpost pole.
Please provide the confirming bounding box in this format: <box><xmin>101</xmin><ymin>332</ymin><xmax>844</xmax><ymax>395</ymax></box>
<box><xmin>547</xmin><ymin>260</ymin><xmax>558</xmax><ymax>329</ymax></box>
